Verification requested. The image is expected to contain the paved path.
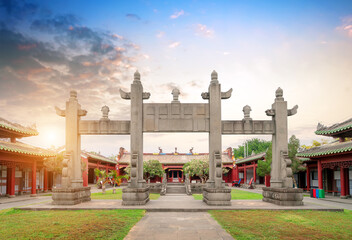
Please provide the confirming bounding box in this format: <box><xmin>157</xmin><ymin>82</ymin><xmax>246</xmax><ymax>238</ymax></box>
<box><xmin>124</xmin><ymin>212</ymin><xmax>234</xmax><ymax>240</ymax></box>
<box><xmin>15</xmin><ymin>193</ymin><xmax>344</xmax><ymax>211</ymax></box>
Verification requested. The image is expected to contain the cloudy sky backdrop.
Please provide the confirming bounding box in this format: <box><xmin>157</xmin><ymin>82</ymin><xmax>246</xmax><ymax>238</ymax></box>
<box><xmin>1</xmin><ymin>0</ymin><xmax>352</xmax><ymax>156</ymax></box>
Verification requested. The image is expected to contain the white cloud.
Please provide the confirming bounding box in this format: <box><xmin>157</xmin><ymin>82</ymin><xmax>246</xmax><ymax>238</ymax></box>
<box><xmin>336</xmin><ymin>16</ymin><xmax>352</xmax><ymax>38</ymax></box>
<box><xmin>156</xmin><ymin>31</ymin><xmax>165</xmax><ymax>38</ymax></box>
<box><xmin>195</xmin><ymin>24</ymin><xmax>214</xmax><ymax>38</ymax></box>
<box><xmin>168</xmin><ymin>42</ymin><xmax>180</xmax><ymax>48</ymax></box>
<box><xmin>170</xmin><ymin>10</ymin><xmax>184</xmax><ymax>19</ymax></box>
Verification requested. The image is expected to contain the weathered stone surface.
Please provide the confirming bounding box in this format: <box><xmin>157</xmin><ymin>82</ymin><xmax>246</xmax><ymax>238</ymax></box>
<box><xmin>203</xmin><ymin>187</ymin><xmax>231</xmax><ymax>206</ymax></box>
<box><xmin>122</xmin><ymin>186</ymin><xmax>150</xmax><ymax>205</ymax></box>
<box><xmin>52</xmin><ymin>187</ymin><xmax>91</xmax><ymax>205</ymax></box>
<box><xmin>262</xmin><ymin>187</ymin><xmax>303</xmax><ymax>206</ymax></box>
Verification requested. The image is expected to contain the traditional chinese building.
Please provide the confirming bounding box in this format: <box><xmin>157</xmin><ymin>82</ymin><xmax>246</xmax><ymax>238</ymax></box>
<box><xmin>0</xmin><ymin>118</ymin><xmax>56</xmax><ymax>197</ymax></box>
<box><xmin>233</xmin><ymin>152</ymin><xmax>269</xmax><ymax>186</ymax></box>
<box><xmin>117</xmin><ymin>147</ymin><xmax>234</xmax><ymax>183</ymax></box>
<box><xmin>297</xmin><ymin>118</ymin><xmax>352</xmax><ymax>198</ymax></box>
<box><xmin>81</xmin><ymin>151</ymin><xmax>117</xmax><ymax>186</ymax></box>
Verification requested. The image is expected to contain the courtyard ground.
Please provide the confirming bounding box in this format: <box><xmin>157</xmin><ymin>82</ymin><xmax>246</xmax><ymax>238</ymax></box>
<box><xmin>0</xmin><ymin>208</ymin><xmax>144</xmax><ymax>240</ymax></box>
<box><xmin>210</xmin><ymin>209</ymin><xmax>352</xmax><ymax>240</ymax></box>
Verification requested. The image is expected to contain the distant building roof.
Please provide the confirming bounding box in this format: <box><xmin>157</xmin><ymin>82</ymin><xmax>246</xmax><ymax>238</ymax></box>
<box><xmin>118</xmin><ymin>152</ymin><xmax>233</xmax><ymax>165</ymax></box>
<box><xmin>315</xmin><ymin>118</ymin><xmax>352</xmax><ymax>138</ymax></box>
<box><xmin>0</xmin><ymin>140</ymin><xmax>56</xmax><ymax>157</ymax></box>
<box><xmin>296</xmin><ymin>140</ymin><xmax>352</xmax><ymax>158</ymax></box>
<box><xmin>0</xmin><ymin>117</ymin><xmax>38</xmax><ymax>138</ymax></box>
<box><xmin>235</xmin><ymin>152</ymin><xmax>266</xmax><ymax>164</ymax></box>
<box><xmin>81</xmin><ymin>151</ymin><xmax>116</xmax><ymax>164</ymax></box>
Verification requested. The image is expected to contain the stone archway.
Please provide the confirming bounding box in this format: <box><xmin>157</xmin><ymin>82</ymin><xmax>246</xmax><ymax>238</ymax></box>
<box><xmin>52</xmin><ymin>70</ymin><xmax>303</xmax><ymax>206</ymax></box>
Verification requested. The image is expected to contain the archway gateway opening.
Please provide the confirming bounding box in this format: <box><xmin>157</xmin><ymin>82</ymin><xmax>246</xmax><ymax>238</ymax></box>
<box><xmin>52</xmin><ymin>70</ymin><xmax>303</xmax><ymax>206</ymax></box>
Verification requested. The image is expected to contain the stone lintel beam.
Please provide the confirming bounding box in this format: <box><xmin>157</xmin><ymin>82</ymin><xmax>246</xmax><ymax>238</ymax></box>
<box><xmin>222</xmin><ymin>120</ymin><xmax>274</xmax><ymax>135</ymax></box>
<box><xmin>79</xmin><ymin>120</ymin><xmax>131</xmax><ymax>135</ymax></box>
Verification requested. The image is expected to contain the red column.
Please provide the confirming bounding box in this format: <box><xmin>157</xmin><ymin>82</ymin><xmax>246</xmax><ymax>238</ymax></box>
<box><xmin>265</xmin><ymin>175</ymin><xmax>271</xmax><ymax>187</ymax></box>
<box><xmin>317</xmin><ymin>160</ymin><xmax>323</xmax><ymax>189</ymax></box>
<box><xmin>31</xmin><ymin>161</ymin><xmax>37</xmax><ymax>196</ymax></box>
<box><xmin>6</xmin><ymin>168</ymin><xmax>10</xmax><ymax>195</ymax></box>
<box><xmin>231</xmin><ymin>167</ymin><xmax>236</xmax><ymax>182</ymax></box>
<box><xmin>340</xmin><ymin>167</ymin><xmax>346</xmax><ymax>198</ymax></box>
<box><xmin>306</xmin><ymin>165</ymin><xmax>310</xmax><ymax>191</ymax></box>
<box><xmin>44</xmin><ymin>168</ymin><xmax>48</xmax><ymax>192</ymax></box>
<box><xmin>244</xmin><ymin>166</ymin><xmax>247</xmax><ymax>183</ymax></box>
<box><xmin>82</xmin><ymin>157</ymin><xmax>88</xmax><ymax>187</ymax></box>
<box><xmin>8</xmin><ymin>167</ymin><xmax>15</xmax><ymax>197</ymax></box>
<box><xmin>253</xmin><ymin>164</ymin><xmax>256</xmax><ymax>183</ymax></box>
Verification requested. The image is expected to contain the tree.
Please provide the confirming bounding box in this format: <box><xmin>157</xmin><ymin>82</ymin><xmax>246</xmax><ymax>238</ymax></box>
<box><xmin>143</xmin><ymin>160</ymin><xmax>164</xmax><ymax>181</ymax></box>
<box><xmin>301</xmin><ymin>139</ymin><xmax>329</xmax><ymax>149</ymax></box>
<box><xmin>233</xmin><ymin>138</ymin><xmax>271</xmax><ymax>159</ymax></box>
<box><xmin>257</xmin><ymin>143</ymin><xmax>272</xmax><ymax>177</ymax></box>
<box><xmin>288</xmin><ymin>135</ymin><xmax>306</xmax><ymax>188</ymax></box>
<box><xmin>183</xmin><ymin>159</ymin><xmax>209</xmax><ymax>183</ymax></box>
<box><xmin>94</xmin><ymin>168</ymin><xmax>109</xmax><ymax>194</ymax></box>
<box><xmin>43</xmin><ymin>152</ymin><xmax>64</xmax><ymax>188</ymax></box>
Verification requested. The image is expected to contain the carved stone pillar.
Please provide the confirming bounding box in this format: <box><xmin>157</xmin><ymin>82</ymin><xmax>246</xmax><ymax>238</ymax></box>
<box><xmin>262</xmin><ymin>88</ymin><xmax>303</xmax><ymax>206</ymax></box>
<box><xmin>52</xmin><ymin>90</ymin><xmax>91</xmax><ymax>205</ymax></box>
<box><xmin>202</xmin><ymin>71</ymin><xmax>232</xmax><ymax>206</ymax></box>
<box><xmin>121</xmin><ymin>71</ymin><xmax>150</xmax><ymax>205</ymax></box>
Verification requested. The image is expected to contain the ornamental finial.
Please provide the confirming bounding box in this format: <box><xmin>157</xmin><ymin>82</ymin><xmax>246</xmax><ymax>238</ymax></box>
<box><xmin>134</xmin><ymin>70</ymin><xmax>141</xmax><ymax>82</ymax></box>
<box><xmin>243</xmin><ymin>105</ymin><xmax>252</xmax><ymax>120</ymax></box>
<box><xmin>275</xmin><ymin>87</ymin><xmax>283</xmax><ymax>98</ymax></box>
<box><xmin>101</xmin><ymin>105</ymin><xmax>110</xmax><ymax>120</ymax></box>
<box><xmin>70</xmin><ymin>90</ymin><xmax>77</xmax><ymax>99</ymax></box>
<box><xmin>211</xmin><ymin>70</ymin><xmax>218</xmax><ymax>84</ymax></box>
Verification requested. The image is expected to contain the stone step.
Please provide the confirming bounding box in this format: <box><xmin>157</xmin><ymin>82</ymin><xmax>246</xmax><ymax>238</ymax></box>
<box><xmin>166</xmin><ymin>185</ymin><xmax>186</xmax><ymax>194</ymax></box>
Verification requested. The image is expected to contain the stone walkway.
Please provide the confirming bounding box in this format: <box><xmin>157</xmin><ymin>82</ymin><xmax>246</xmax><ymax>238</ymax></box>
<box><xmin>124</xmin><ymin>212</ymin><xmax>234</xmax><ymax>240</ymax></box>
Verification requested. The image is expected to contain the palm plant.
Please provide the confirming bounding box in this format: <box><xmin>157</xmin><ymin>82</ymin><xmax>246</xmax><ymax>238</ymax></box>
<box><xmin>94</xmin><ymin>168</ymin><xmax>109</xmax><ymax>194</ymax></box>
<box><xmin>108</xmin><ymin>170</ymin><xmax>128</xmax><ymax>194</ymax></box>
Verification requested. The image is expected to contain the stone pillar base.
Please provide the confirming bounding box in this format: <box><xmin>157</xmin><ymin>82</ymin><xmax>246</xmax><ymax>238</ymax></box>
<box><xmin>8</xmin><ymin>195</ymin><xmax>15</xmax><ymax>198</ymax></box>
<box><xmin>122</xmin><ymin>186</ymin><xmax>150</xmax><ymax>206</ymax></box>
<box><xmin>262</xmin><ymin>187</ymin><xmax>303</xmax><ymax>206</ymax></box>
<box><xmin>30</xmin><ymin>194</ymin><xmax>37</xmax><ymax>197</ymax></box>
<box><xmin>203</xmin><ymin>187</ymin><xmax>231</xmax><ymax>206</ymax></box>
<box><xmin>52</xmin><ymin>187</ymin><xmax>91</xmax><ymax>205</ymax></box>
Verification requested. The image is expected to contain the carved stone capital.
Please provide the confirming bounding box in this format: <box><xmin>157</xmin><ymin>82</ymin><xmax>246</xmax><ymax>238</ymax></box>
<box><xmin>120</xmin><ymin>89</ymin><xmax>131</xmax><ymax>99</ymax></box>
<box><xmin>265</xmin><ymin>108</ymin><xmax>275</xmax><ymax>116</ymax></box>
<box><xmin>201</xmin><ymin>92</ymin><xmax>209</xmax><ymax>99</ymax></box>
<box><xmin>143</xmin><ymin>92</ymin><xmax>151</xmax><ymax>99</ymax></box>
<box><xmin>78</xmin><ymin>109</ymin><xmax>87</xmax><ymax>117</ymax></box>
<box><xmin>287</xmin><ymin>105</ymin><xmax>298</xmax><ymax>116</ymax></box>
<box><xmin>55</xmin><ymin>106</ymin><xmax>66</xmax><ymax>117</ymax></box>
<box><xmin>221</xmin><ymin>88</ymin><xmax>233</xmax><ymax>99</ymax></box>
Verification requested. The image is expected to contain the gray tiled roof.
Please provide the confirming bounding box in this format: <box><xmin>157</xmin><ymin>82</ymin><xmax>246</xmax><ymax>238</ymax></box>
<box><xmin>118</xmin><ymin>153</ymin><xmax>233</xmax><ymax>165</ymax></box>
<box><xmin>235</xmin><ymin>152</ymin><xmax>266</xmax><ymax>164</ymax></box>
<box><xmin>82</xmin><ymin>151</ymin><xmax>117</xmax><ymax>164</ymax></box>
<box><xmin>315</xmin><ymin>118</ymin><xmax>352</xmax><ymax>137</ymax></box>
<box><xmin>296</xmin><ymin>140</ymin><xmax>352</xmax><ymax>158</ymax></box>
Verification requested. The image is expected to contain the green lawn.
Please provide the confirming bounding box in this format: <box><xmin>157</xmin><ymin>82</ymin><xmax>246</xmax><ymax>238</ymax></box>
<box><xmin>193</xmin><ymin>188</ymin><xmax>263</xmax><ymax>200</ymax></box>
<box><xmin>91</xmin><ymin>188</ymin><xmax>160</xmax><ymax>200</ymax></box>
<box><xmin>0</xmin><ymin>208</ymin><xmax>144</xmax><ymax>240</ymax></box>
<box><xmin>210</xmin><ymin>210</ymin><xmax>352</xmax><ymax>240</ymax></box>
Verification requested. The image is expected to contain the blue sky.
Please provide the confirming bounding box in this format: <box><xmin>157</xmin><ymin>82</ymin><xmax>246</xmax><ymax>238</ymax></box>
<box><xmin>1</xmin><ymin>0</ymin><xmax>352</xmax><ymax>156</ymax></box>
